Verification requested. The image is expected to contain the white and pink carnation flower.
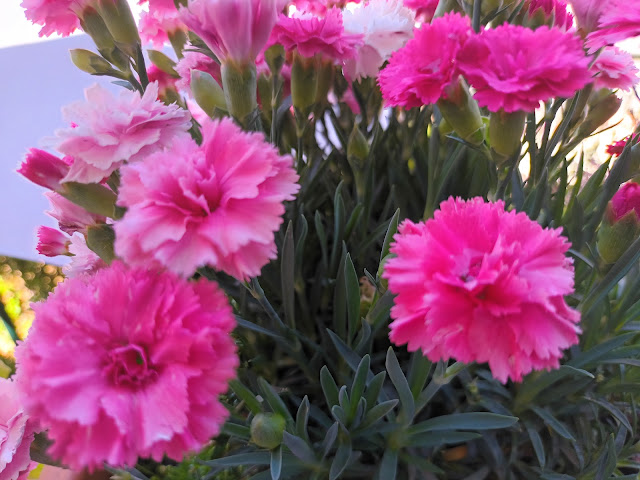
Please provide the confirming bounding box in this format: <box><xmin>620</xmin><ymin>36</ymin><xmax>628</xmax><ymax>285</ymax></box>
<box><xmin>383</xmin><ymin>197</ymin><xmax>581</xmax><ymax>383</ymax></box>
<box><xmin>55</xmin><ymin>82</ymin><xmax>191</xmax><ymax>184</ymax></box>
<box><xmin>139</xmin><ymin>7</ymin><xmax>187</xmax><ymax>48</ymax></box>
<box><xmin>591</xmin><ymin>47</ymin><xmax>639</xmax><ymax>91</ymax></box>
<box><xmin>15</xmin><ymin>261</ymin><xmax>238</xmax><ymax>470</ymax></box>
<box><xmin>342</xmin><ymin>0</ymin><xmax>414</xmax><ymax>80</ymax></box>
<box><xmin>115</xmin><ymin>118</ymin><xmax>300</xmax><ymax>280</ymax></box>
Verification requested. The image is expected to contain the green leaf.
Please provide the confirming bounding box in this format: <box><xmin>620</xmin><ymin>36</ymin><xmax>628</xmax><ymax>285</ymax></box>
<box><xmin>271</xmin><ymin>445</ymin><xmax>282</xmax><ymax>480</ymax></box>
<box><xmin>236</xmin><ymin>317</ymin><xmax>287</xmax><ymax>342</ymax></box>
<box><xmin>229</xmin><ymin>379</ymin><xmax>263</xmax><ymax>415</ymax></box>
<box><xmin>295</xmin><ymin>396</ymin><xmax>311</xmax><ymax>442</ymax></box>
<box><xmin>358</xmin><ymin>400</ymin><xmax>398</xmax><ymax>430</ymax></box>
<box><xmin>584</xmin><ymin>396</ymin><xmax>632</xmax><ymax>432</ymax></box>
<box><xmin>222</xmin><ymin>422</ymin><xmax>251</xmax><ymax>439</ymax></box>
<box><xmin>320</xmin><ymin>366</ymin><xmax>340</xmax><ymax>407</ymax></box>
<box><xmin>344</xmin><ymin>253</ymin><xmax>361</xmax><ymax>345</ymax></box>
<box><xmin>281</xmin><ymin>221</ymin><xmax>296</xmax><ymax>329</ymax></box>
<box><xmin>531</xmin><ymin>406</ymin><xmax>575</xmax><ymax>441</ymax></box>
<box><xmin>258</xmin><ymin>378</ymin><xmax>294</xmax><ymax>426</ymax></box>
<box><xmin>377</xmin><ymin>449</ymin><xmax>398</xmax><ymax>480</ymax></box>
<box><xmin>322</xmin><ymin>423</ymin><xmax>339</xmax><ymax>459</ymax></box>
<box><xmin>595</xmin><ymin>434</ymin><xmax>616</xmax><ymax>480</ymax></box>
<box><xmin>204</xmin><ymin>452</ymin><xmax>271</xmax><ymax>467</ymax></box>
<box><xmin>282</xmin><ymin>432</ymin><xmax>316</xmax><ymax>464</ymax></box>
<box><xmin>364</xmin><ymin>372</ymin><xmax>387</xmax><ymax>408</ymax></box>
<box><xmin>540</xmin><ymin>474</ymin><xmax>575</xmax><ymax>480</ymax></box>
<box><xmin>379</xmin><ymin>209</ymin><xmax>400</xmax><ymax>266</ymax></box>
<box><xmin>385</xmin><ymin>347</ymin><xmax>415</xmax><ymax>422</ymax></box>
<box><xmin>349</xmin><ymin>355</ymin><xmax>370</xmax><ymax>421</ymax></box>
<box><xmin>315</xmin><ymin>211</ymin><xmax>329</xmax><ymax>270</ymax></box>
<box><xmin>330</xmin><ymin>183</ymin><xmax>346</xmax><ymax>274</ymax></box>
<box><xmin>406</xmin><ymin>431</ymin><xmax>481</xmax><ymax>448</ymax></box>
<box><xmin>408</xmin><ymin>413</ymin><xmax>518</xmax><ymax>434</ymax></box>
<box><xmin>366</xmin><ymin>290</ymin><xmax>395</xmax><ymax>332</ymax></box>
<box><xmin>327</xmin><ymin>329</ymin><xmax>374</xmax><ymax>382</ymax></box>
<box><xmin>329</xmin><ymin>435</ymin><xmax>353</xmax><ymax>480</ymax></box>
<box><xmin>569</xmin><ymin>333</ymin><xmax>635</xmax><ymax>368</ymax></box>
<box><xmin>525</xmin><ymin>422</ymin><xmax>545</xmax><ymax>468</ymax></box>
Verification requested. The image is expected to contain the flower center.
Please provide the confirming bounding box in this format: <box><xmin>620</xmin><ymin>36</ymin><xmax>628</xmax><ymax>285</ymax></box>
<box><xmin>461</xmin><ymin>255</ymin><xmax>484</xmax><ymax>283</ymax></box>
<box><xmin>104</xmin><ymin>344</ymin><xmax>157</xmax><ymax>388</ymax></box>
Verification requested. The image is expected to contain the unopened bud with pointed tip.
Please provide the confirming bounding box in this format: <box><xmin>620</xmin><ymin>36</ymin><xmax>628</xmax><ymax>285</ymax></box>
<box><xmin>191</xmin><ymin>70</ymin><xmax>227</xmax><ymax>117</ymax></box>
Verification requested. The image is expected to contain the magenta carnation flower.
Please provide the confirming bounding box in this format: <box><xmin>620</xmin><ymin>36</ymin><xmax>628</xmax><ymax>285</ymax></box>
<box><xmin>269</xmin><ymin>9</ymin><xmax>363</xmax><ymax>61</ymax></box>
<box><xmin>21</xmin><ymin>0</ymin><xmax>81</xmax><ymax>37</ymax></box>
<box><xmin>15</xmin><ymin>261</ymin><xmax>238</xmax><ymax>470</ymax></box>
<box><xmin>458</xmin><ymin>25</ymin><xmax>591</xmax><ymax>112</ymax></box>
<box><xmin>586</xmin><ymin>0</ymin><xmax>640</xmax><ymax>47</ymax></box>
<box><xmin>383</xmin><ymin>197</ymin><xmax>580</xmax><ymax>383</ymax></box>
<box><xmin>0</xmin><ymin>378</ymin><xmax>39</xmax><ymax>480</ymax></box>
<box><xmin>591</xmin><ymin>47</ymin><xmax>639</xmax><ymax>91</ymax></box>
<box><xmin>378</xmin><ymin>13</ymin><xmax>471</xmax><ymax>108</ymax></box>
<box><xmin>180</xmin><ymin>0</ymin><xmax>280</xmax><ymax>65</ymax></box>
<box><xmin>55</xmin><ymin>83</ymin><xmax>191</xmax><ymax>184</ymax></box>
<box><xmin>114</xmin><ymin>118</ymin><xmax>300</xmax><ymax>280</ymax></box>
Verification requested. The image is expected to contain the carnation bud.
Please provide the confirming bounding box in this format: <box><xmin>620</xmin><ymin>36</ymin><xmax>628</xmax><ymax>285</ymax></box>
<box><xmin>347</xmin><ymin>125</ymin><xmax>370</xmax><ymax>168</ymax></box>
<box><xmin>191</xmin><ymin>70</ymin><xmax>227</xmax><ymax>117</ymax></box>
<box><xmin>17</xmin><ymin>149</ymin><xmax>71</xmax><ymax>192</ymax></box>
<box><xmin>148</xmin><ymin>50</ymin><xmax>179</xmax><ymax>77</ymax></box>
<box><xmin>70</xmin><ymin>49</ymin><xmax>117</xmax><ymax>75</ymax></box>
<box><xmin>314</xmin><ymin>59</ymin><xmax>334</xmax><ymax>106</ymax></box>
<box><xmin>597</xmin><ymin>182</ymin><xmax>640</xmax><ymax>264</ymax></box>
<box><xmin>438</xmin><ymin>79</ymin><xmax>485</xmax><ymax>145</ymax></box>
<box><xmin>221</xmin><ymin>62</ymin><xmax>259</xmax><ymax>123</ymax></box>
<box><xmin>489</xmin><ymin>110</ymin><xmax>527</xmax><ymax>159</ymax></box>
<box><xmin>576</xmin><ymin>91</ymin><xmax>622</xmax><ymax>139</ymax></box>
<box><xmin>265</xmin><ymin>44</ymin><xmax>285</xmax><ymax>76</ymax></box>
<box><xmin>291</xmin><ymin>53</ymin><xmax>318</xmax><ymax>114</ymax></box>
<box><xmin>250</xmin><ymin>413</ymin><xmax>286</xmax><ymax>449</ymax></box>
<box><xmin>78</xmin><ymin>9</ymin><xmax>130</xmax><ymax>71</ymax></box>
<box><xmin>59</xmin><ymin>182</ymin><xmax>117</xmax><ymax>218</ymax></box>
<box><xmin>96</xmin><ymin>0</ymin><xmax>141</xmax><ymax>51</ymax></box>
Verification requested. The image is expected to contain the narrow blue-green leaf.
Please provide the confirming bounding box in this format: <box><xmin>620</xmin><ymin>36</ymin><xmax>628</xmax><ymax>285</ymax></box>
<box><xmin>359</xmin><ymin>400</ymin><xmax>398</xmax><ymax>430</ymax></box>
<box><xmin>366</xmin><ymin>290</ymin><xmax>394</xmax><ymax>331</ymax></box>
<box><xmin>595</xmin><ymin>434</ymin><xmax>616</xmax><ymax>480</ymax></box>
<box><xmin>525</xmin><ymin>422</ymin><xmax>545</xmax><ymax>468</ymax></box>
<box><xmin>385</xmin><ymin>347</ymin><xmax>415</xmax><ymax>421</ymax></box>
<box><xmin>329</xmin><ymin>183</ymin><xmax>346</xmax><ymax>273</ymax></box>
<box><xmin>584</xmin><ymin>396</ymin><xmax>633</xmax><ymax>432</ymax></box>
<box><xmin>379</xmin><ymin>209</ymin><xmax>400</xmax><ymax>266</ymax></box>
<box><xmin>229</xmin><ymin>379</ymin><xmax>262</xmax><ymax>415</ymax></box>
<box><xmin>331</xmin><ymin>405</ymin><xmax>347</xmax><ymax>425</ymax></box>
<box><xmin>569</xmin><ymin>333</ymin><xmax>635</xmax><ymax>368</ymax></box>
<box><xmin>531</xmin><ymin>406</ymin><xmax>575</xmax><ymax>441</ymax></box>
<box><xmin>315</xmin><ymin>211</ymin><xmax>329</xmax><ymax>270</ymax></box>
<box><xmin>294</xmin><ymin>213</ymin><xmax>308</xmax><ymax>270</ymax></box>
<box><xmin>322</xmin><ymin>423</ymin><xmax>339</xmax><ymax>459</ymax></box>
<box><xmin>295</xmin><ymin>396</ymin><xmax>310</xmax><ymax>442</ymax></box>
<box><xmin>203</xmin><ymin>452</ymin><xmax>271</xmax><ymax>467</ymax></box>
<box><xmin>408</xmin><ymin>413</ymin><xmax>518</xmax><ymax>434</ymax></box>
<box><xmin>327</xmin><ymin>329</ymin><xmax>374</xmax><ymax>382</ymax></box>
<box><xmin>338</xmin><ymin>386</ymin><xmax>350</xmax><ymax>412</ymax></box>
<box><xmin>377</xmin><ymin>449</ymin><xmax>398</xmax><ymax>480</ymax></box>
<box><xmin>280</xmin><ymin>221</ymin><xmax>295</xmax><ymax>329</ymax></box>
<box><xmin>320</xmin><ymin>366</ymin><xmax>340</xmax><ymax>407</ymax></box>
<box><xmin>558</xmin><ymin>365</ymin><xmax>594</xmax><ymax>378</ymax></box>
<box><xmin>329</xmin><ymin>436</ymin><xmax>352</xmax><ymax>480</ymax></box>
<box><xmin>344</xmin><ymin>253</ymin><xmax>361</xmax><ymax>345</ymax></box>
<box><xmin>540</xmin><ymin>474</ymin><xmax>575</xmax><ymax>480</ymax></box>
<box><xmin>364</xmin><ymin>371</ymin><xmax>386</xmax><ymax>408</ymax></box>
<box><xmin>236</xmin><ymin>317</ymin><xmax>287</xmax><ymax>343</ymax></box>
<box><xmin>258</xmin><ymin>378</ymin><xmax>294</xmax><ymax>425</ymax></box>
<box><xmin>407</xmin><ymin>431</ymin><xmax>481</xmax><ymax>448</ymax></box>
<box><xmin>221</xmin><ymin>422</ymin><xmax>250</xmax><ymax>439</ymax></box>
<box><xmin>270</xmin><ymin>445</ymin><xmax>282</xmax><ymax>480</ymax></box>
<box><xmin>349</xmin><ymin>355</ymin><xmax>370</xmax><ymax>420</ymax></box>
<box><xmin>283</xmin><ymin>432</ymin><xmax>316</xmax><ymax>464</ymax></box>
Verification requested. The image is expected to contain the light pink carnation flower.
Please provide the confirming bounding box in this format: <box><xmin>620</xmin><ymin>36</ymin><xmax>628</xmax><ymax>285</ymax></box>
<box><xmin>44</xmin><ymin>192</ymin><xmax>105</xmax><ymax>235</ymax></box>
<box><xmin>139</xmin><ymin>0</ymin><xmax>178</xmax><ymax>13</ymax></box>
<box><xmin>180</xmin><ymin>0</ymin><xmax>280</xmax><ymax>65</ymax></box>
<box><xmin>15</xmin><ymin>261</ymin><xmax>238</xmax><ymax>470</ymax></box>
<box><xmin>0</xmin><ymin>378</ymin><xmax>38</xmax><ymax>480</ymax></box>
<box><xmin>55</xmin><ymin>82</ymin><xmax>191</xmax><ymax>184</ymax></box>
<box><xmin>175</xmin><ymin>51</ymin><xmax>222</xmax><ymax>94</ymax></box>
<box><xmin>269</xmin><ymin>9</ymin><xmax>363</xmax><ymax>61</ymax></box>
<box><xmin>383</xmin><ymin>197</ymin><xmax>581</xmax><ymax>383</ymax></box>
<box><xmin>378</xmin><ymin>13</ymin><xmax>471</xmax><ymax>108</ymax></box>
<box><xmin>139</xmin><ymin>7</ymin><xmax>187</xmax><ymax>48</ymax></box>
<box><xmin>342</xmin><ymin>0</ymin><xmax>415</xmax><ymax>80</ymax></box>
<box><xmin>21</xmin><ymin>0</ymin><xmax>81</xmax><ymax>37</ymax></box>
<box><xmin>64</xmin><ymin>234</ymin><xmax>107</xmax><ymax>277</ymax></box>
<box><xmin>590</xmin><ymin>47</ymin><xmax>639</xmax><ymax>91</ymax></box>
<box><xmin>586</xmin><ymin>0</ymin><xmax>640</xmax><ymax>47</ymax></box>
<box><xmin>36</xmin><ymin>226</ymin><xmax>71</xmax><ymax>257</ymax></box>
<box><xmin>115</xmin><ymin>118</ymin><xmax>300</xmax><ymax>280</ymax></box>
<box><xmin>458</xmin><ymin>25</ymin><xmax>591</xmax><ymax>112</ymax></box>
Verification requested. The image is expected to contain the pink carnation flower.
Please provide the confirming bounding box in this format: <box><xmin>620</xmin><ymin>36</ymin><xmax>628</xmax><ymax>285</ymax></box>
<box><xmin>590</xmin><ymin>47</ymin><xmax>639</xmax><ymax>91</ymax></box>
<box><xmin>586</xmin><ymin>0</ymin><xmax>640</xmax><ymax>47</ymax></box>
<box><xmin>180</xmin><ymin>0</ymin><xmax>280</xmax><ymax>65</ymax></box>
<box><xmin>139</xmin><ymin>7</ymin><xmax>187</xmax><ymax>48</ymax></box>
<box><xmin>17</xmin><ymin>148</ymin><xmax>71</xmax><ymax>192</ymax></box>
<box><xmin>175</xmin><ymin>51</ymin><xmax>222</xmax><ymax>94</ymax></box>
<box><xmin>526</xmin><ymin>0</ymin><xmax>574</xmax><ymax>30</ymax></box>
<box><xmin>36</xmin><ymin>226</ymin><xmax>70</xmax><ymax>257</ymax></box>
<box><xmin>611</xmin><ymin>182</ymin><xmax>640</xmax><ymax>221</ymax></box>
<box><xmin>0</xmin><ymin>378</ymin><xmax>39</xmax><ymax>480</ymax></box>
<box><xmin>114</xmin><ymin>118</ymin><xmax>300</xmax><ymax>280</ymax></box>
<box><xmin>383</xmin><ymin>197</ymin><xmax>581</xmax><ymax>383</ymax></box>
<box><xmin>378</xmin><ymin>13</ymin><xmax>471</xmax><ymax>108</ymax></box>
<box><xmin>269</xmin><ymin>9</ymin><xmax>363</xmax><ymax>61</ymax></box>
<box><xmin>139</xmin><ymin>0</ymin><xmax>178</xmax><ymax>13</ymax></box>
<box><xmin>64</xmin><ymin>234</ymin><xmax>107</xmax><ymax>277</ymax></box>
<box><xmin>55</xmin><ymin>83</ymin><xmax>191</xmax><ymax>184</ymax></box>
<box><xmin>606</xmin><ymin>135</ymin><xmax>632</xmax><ymax>157</ymax></box>
<box><xmin>458</xmin><ymin>25</ymin><xmax>591</xmax><ymax>112</ymax></box>
<box><xmin>44</xmin><ymin>192</ymin><xmax>105</xmax><ymax>235</ymax></box>
<box><xmin>15</xmin><ymin>261</ymin><xmax>238</xmax><ymax>470</ymax></box>
<box><xmin>21</xmin><ymin>0</ymin><xmax>81</xmax><ymax>37</ymax></box>
<box><xmin>403</xmin><ymin>0</ymin><xmax>438</xmax><ymax>22</ymax></box>
<box><xmin>342</xmin><ymin>0</ymin><xmax>415</xmax><ymax>80</ymax></box>
<box><xmin>568</xmin><ymin>0</ymin><xmax>606</xmax><ymax>33</ymax></box>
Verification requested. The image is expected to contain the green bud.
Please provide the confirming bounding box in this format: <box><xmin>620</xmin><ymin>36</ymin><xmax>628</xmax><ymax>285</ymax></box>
<box><xmin>221</xmin><ymin>62</ymin><xmax>258</xmax><ymax>123</ymax></box>
<box><xmin>597</xmin><ymin>205</ymin><xmax>640</xmax><ymax>264</ymax></box>
<box><xmin>60</xmin><ymin>182</ymin><xmax>117</xmax><ymax>218</ymax></box>
<box><xmin>148</xmin><ymin>50</ymin><xmax>179</xmax><ymax>77</ymax></box>
<box><xmin>347</xmin><ymin>125</ymin><xmax>369</xmax><ymax>168</ymax></box>
<box><xmin>576</xmin><ymin>91</ymin><xmax>622</xmax><ymax>139</ymax></box>
<box><xmin>291</xmin><ymin>53</ymin><xmax>318</xmax><ymax>114</ymax></box>
<box><xmin>97</xmin><ymin>0</ymin><xmax>141</xmax><ymax>51</ymax></box>
<box><xmin>70</xmin><ymin>49</ymin><xmax>116</xmax><ymax>75</ymax></box>
<box><xmin>489</xmin><ymin>109</ymin><xmax>526</xmax><ymax>159</ymax></box>
<box><xmin>192</xmin><ymin>70</ymin><xmax>227</xmax><ymax>117</ymax></box>
<box><xmin>264</xmin><ymin>44</ymin><xmax>285</xmax><ymax>76</ymax></box>
<box><xmin>86</xmin><ymin>224</ymin><xmax>116</xmax><ymax>264</ymax></box>
<box><xmin>314</xmin><ymin>60</ymin><xmax>334</xmax><ymax>105</ymax></box>
<box><xmin>250</xmin><ymin>413</ymin><xmax>286</xmax><ymax>450</ymax></box>
<box><xmin>437</xmin><ymin>79</ymin><xmax>484</xmax><ymax>145</ymax></box>
<box><xmin>79</xmin><ymin>9</ymin><xmax>129</xmax><ymax>70</ymax></box>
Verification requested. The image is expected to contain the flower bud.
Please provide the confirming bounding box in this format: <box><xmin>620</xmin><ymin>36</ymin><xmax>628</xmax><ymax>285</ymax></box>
<box><xmin>250</xmin><ymin>413</ymin><xmax>286</xmax><ymax>450</ymax></box>
<box><xmin>17</xmin><ymin>148</ymin><xmax>71</xmax><ymax>192</ymax></box>
<box><xmin>438</xmin><ymin>79</ymin><xmax>484</xmax><ymax>145</ymax></box>
<box><xmin>597</xmin><ymin>182</ymin><xmax>640</xmax><ymax>264</ymax></box>
<box><xmin>78</xmin><ymin>9</ymin><xmax>129</xmax><ymax>70</ymax></box>
<box><xmin>347</xmin><ymin>125</ymin><xmax>369</xmax><ymax>168</ymax></box>
<box><xmin>576</xmin><ymin>91</ymin><xmax>621</xmax><ymax>139</ymax></box>
<box><xmin>265</xmin><ymin>44</ymin><xmax>285</xmax><ymax>76</ymax></box>
<box><xmin>291</xmin><ymin>53</ymin><xmax>318</xmax><ymax>114</ymax></box>
<box><xmin>192</xmin><ymin>70</ymin><xmax>227</xmax><ymax>117</ymax></box>
<box><xmin>489</xmin><ymin>109</ymin><xmax>526</xmax><ymax>159</ymax></box>
<box><xmin>221</xmin><ymin>62</ymin><xmax>258</xmax><ymax>123</ymax></box>
<box><xmin>36</xmin><ymin>226</ymin><xmax>71</xmax><ymax>257</ymax></box>
<box><xmin>70</xmin><ymin>49</ymin><xmax>116</xmax><ymax>75</ymax></box>
<box><xmin>148</xmin><ymin>50</ymin><xmax>179</xmax><ymax>77</ymax></box>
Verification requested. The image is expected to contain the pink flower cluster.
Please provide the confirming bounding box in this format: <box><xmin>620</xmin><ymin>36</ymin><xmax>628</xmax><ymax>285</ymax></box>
<box><xmin>383</xmin><ymin>198</ymin><xmax>581</xmax><ymax>383</ymax></box>
<box><xmin>15</xmin><ymin>261</ymin><xmax>238</xmax><ymax>470</ymax></box>
<box><xmin>0</xmin><ymin>378</ymin><xmax>39</xmax><ymax>480</ymax></box>
<box><xmin>115</xmin><ymin>118</ymin><xmax>299</xmax><ymax>280</ymax></box>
